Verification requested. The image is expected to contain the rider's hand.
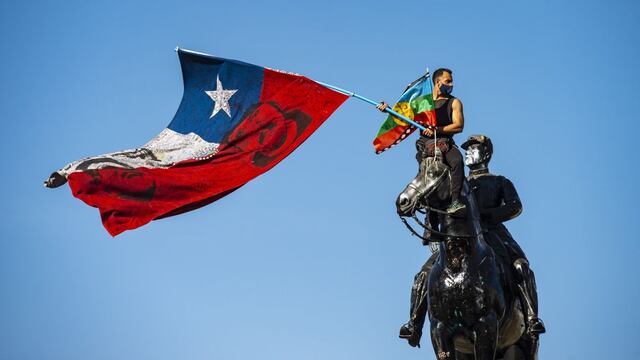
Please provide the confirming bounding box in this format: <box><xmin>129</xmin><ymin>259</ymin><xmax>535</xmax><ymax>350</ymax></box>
<box><xmin>376</xmin><ymin>101</ymin><xmax>388</xmax><ymax>112</ymax></box>
<box><xmin>422</xmin><ymin>127</ymin><xmax>434</xmax><ymax>137</ymax></box>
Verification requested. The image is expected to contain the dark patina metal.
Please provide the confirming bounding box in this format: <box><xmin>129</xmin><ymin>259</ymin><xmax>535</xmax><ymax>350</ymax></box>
<box><xmin>395</xmin><ymin>144</ymin><xmax>541</xmax><ymax>360</ymax></box>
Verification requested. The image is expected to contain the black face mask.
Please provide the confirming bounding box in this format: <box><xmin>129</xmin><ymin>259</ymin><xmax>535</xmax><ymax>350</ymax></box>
<box><xmin>439</xmin><ymin>84</ymin><xmax>453</xmax><ymax>95</ymax></box>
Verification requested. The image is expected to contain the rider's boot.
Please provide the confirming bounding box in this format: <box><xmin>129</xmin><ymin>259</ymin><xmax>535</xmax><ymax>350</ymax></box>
<box><xmin>399</xmin><ymin>269</ymin><xmax>429</xmax><ymax>347</ymax></box>
<box><xmin>400</xmin><ymin>253</ymin><xmax>438</xmax><ymax>347</ymax></box>
<box><xmin>513</xmin><ymin>258</ymin><xmax>546</xmax><ymax>336</ymax></box>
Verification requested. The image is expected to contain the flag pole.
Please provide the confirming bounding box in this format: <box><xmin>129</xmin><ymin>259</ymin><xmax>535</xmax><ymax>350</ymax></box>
<box><xmin>174</xmin><ymin>46</ymin><xmax>429</xmax><ymax>131</ymax></box>
<box><xmin>173</xmin><ymin>47</ymin><xmax>427</xmax><ymax>130</ymax></box>
<box><xmin>315</xmin><ymin>81</ymin><xmax>432</xmax><ymax>132</ymax></box>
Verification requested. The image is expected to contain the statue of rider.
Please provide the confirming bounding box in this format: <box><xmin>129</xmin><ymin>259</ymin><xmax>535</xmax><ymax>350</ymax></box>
<box><xmin>462</xmin><ymin>134</ymin><xmax>546</xmax><ymax>335</ymax></box>
<box><xmin>399</xmin><ymin>134</ymin><xmax>546</xmax><ymax>347</ymax></box>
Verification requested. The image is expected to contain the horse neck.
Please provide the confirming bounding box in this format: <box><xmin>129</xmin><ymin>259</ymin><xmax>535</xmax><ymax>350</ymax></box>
<box><xmin>438</xmin><ymin>186</ymin><xmax>487</xmax><ymax>271</ymax></box>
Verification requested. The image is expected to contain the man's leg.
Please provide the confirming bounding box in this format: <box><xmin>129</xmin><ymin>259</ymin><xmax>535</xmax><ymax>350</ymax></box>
<box><xmin>443</xmin><ymin>146</ymin><xmax>465</xmax><ymax>213</ymax></box>
<box><xmin>415</xmin><ymin>137</ymin><xmax>427</xmax><ymax>164</ymax></box>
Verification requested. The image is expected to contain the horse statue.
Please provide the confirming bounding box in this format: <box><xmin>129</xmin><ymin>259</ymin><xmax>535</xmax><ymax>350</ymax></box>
<box><xmin>396</xmin><ymin>149</ymin><xmax>538</xmax><ymax>360</ymax></box>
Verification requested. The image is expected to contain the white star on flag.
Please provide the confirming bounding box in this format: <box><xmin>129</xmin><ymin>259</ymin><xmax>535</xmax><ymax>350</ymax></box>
<box><xmin>205</xmin><ymin>75</ymin><xmax>238</xmax><ymax>118</ymax></box>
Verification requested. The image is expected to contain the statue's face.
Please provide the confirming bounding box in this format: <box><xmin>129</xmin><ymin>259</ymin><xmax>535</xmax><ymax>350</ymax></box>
<box><xmin>465</xmin><ymin>143</ymin><xmax>484</xmax><ymax>166</ymax></box>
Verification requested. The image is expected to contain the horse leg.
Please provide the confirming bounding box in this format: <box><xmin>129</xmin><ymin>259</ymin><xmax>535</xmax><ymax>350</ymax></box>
<box><xmin>430</xmin><ymin>321</ymin><xmax>456</xmax><ymax>360</ymax></box>
<box><xmin>472</xmin><ymin>313</ymin><xmax>498</xmax><ymax>360</ymax></box>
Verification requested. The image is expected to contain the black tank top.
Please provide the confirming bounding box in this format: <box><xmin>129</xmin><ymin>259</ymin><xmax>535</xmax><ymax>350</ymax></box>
<box><xmin>421</xmin><ymin>96</ymin><xmax>455</xmax><ymax>139</ymax></box>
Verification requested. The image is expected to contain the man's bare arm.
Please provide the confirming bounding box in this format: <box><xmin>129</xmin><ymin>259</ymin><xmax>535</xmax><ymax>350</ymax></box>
<box><xmin>437</xmin><ymin>98</ymin><xmax>464</xmax><ymax>135</ymax></box>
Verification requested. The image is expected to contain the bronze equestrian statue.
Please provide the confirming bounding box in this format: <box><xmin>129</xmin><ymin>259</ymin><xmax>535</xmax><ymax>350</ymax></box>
<box><xmin>395</xmin><ymin>135</ymin><xmax>544</xmax><ymax>360</ymax></box>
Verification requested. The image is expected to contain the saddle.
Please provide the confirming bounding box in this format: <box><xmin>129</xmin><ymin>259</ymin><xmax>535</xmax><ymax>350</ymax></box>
<box><xmin>416</xmin><ymin>137</ymin><xmax>451</xmax><ymax>158</ymax></box>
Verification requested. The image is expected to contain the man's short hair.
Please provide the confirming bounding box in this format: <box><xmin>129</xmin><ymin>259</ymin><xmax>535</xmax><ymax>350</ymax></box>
<box><xmin>432</xmin><ymin>68</ymin><xmax>453</xmax><ymax>84</ymax></box>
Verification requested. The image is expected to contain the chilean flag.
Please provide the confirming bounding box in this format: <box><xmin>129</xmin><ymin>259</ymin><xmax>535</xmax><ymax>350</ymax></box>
<box><xmin>45</xmin><ymin>48</ymin><xmax>349</xmax><ymax>236</ymax></box>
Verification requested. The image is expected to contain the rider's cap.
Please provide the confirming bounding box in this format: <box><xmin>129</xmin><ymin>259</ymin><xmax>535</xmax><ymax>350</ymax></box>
<box><xmin>461</xmin><ymin>134</ymin><xmax>493</xmax><ymax>154</ymax></box>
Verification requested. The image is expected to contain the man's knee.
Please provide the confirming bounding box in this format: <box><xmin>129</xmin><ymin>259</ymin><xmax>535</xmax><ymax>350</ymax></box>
<box><xmin>447</xmin><ymin>147</ymin><xmax>463</xmax><ymax>168</ymax></box>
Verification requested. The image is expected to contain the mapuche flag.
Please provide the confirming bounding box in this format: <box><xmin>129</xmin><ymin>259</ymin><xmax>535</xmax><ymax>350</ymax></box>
<box><xmin>45</xmin><ymin>48</ymin><xmax>348</xmax><ymax>236</ymax></box>
<box><xmin>372</xmin><ymin>73</ymin><xmax>436</xmax><ymax>153</ymax></box>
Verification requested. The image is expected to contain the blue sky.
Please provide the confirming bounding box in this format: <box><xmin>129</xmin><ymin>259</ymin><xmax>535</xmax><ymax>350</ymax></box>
<box><xmin>1</xmin><ymin>0</ymin><xmax>638</xmax><ymax>359</ymax></box>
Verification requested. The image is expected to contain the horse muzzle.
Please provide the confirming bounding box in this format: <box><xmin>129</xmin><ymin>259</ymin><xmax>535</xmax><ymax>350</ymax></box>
<box><xmin>396</xmin><ymin>186</ymin><xmax>419</xmax><ymax>216</ymax></box>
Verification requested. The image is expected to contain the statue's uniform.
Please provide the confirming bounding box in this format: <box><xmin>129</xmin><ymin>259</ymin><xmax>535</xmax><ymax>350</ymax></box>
<box><xmin>468</xmin><ymin>169</ymin><xmax>526</xmax><ymax>264</ymax></box>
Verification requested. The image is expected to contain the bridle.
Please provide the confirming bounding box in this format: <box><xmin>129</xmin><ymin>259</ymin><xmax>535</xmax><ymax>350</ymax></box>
<box><xmin>397</xmin><ymin>162</ymin><xmax>481</xmax><ymax>241</ymax></box>
<box><xmin>399</xmin><ymin>209</ymin><xmax>481</xmax><ymax>242</ymax></box>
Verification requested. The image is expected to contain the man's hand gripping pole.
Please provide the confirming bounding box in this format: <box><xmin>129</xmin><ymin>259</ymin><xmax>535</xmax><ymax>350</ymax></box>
<box><xmin>314</xmin><ymin>81</ymin><xmax>432</xmax><ymax>132</ymax></box>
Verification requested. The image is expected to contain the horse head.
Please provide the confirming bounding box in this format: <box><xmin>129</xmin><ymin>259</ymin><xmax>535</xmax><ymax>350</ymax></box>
<box><xmin>396</xmin><ymin>150</ymin><xmax>451</xmax><ymax>217</ymax></box>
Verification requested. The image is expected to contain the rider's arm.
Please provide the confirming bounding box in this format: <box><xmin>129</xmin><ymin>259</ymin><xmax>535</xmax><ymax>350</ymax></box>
<box><xmin>482</xmin><ymin>177</ymin><xmax>523</xmax><ymax>223</ymax></box>
<box><xmin>437</xmin><ymin>98</ymin><xmax>464</xmax><ymax>135</ymax></box>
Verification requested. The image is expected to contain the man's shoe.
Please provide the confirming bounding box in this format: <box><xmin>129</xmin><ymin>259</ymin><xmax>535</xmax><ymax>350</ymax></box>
<box><xmin>528</xmin><ymin>317</ymin><xmax>546</xmax><ymax>335</ymax></box>
<box><xmin>446</xmin><ymin>200</ymin><xmax>466</xmax><ymax>215</ymax></box>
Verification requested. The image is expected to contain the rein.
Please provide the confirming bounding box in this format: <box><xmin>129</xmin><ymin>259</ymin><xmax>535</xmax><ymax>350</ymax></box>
<box><xmin>417</xmin><ymin>205</ymin><xmax>448</xmax><ymax>215</ymax></box>
<box><xmin>399</xmin><ymin>216</ymin><xmax>433</xmax><ymax>242</ymax></box>
<box><xmin>399</xmin><ymin>207</ymin><xmax>482</xmax><ymax>242</ymax></box>
<box><xmin>399</xmin><ymin>149</ymin><xmax>480</xmax><ymax>242</ymax></box>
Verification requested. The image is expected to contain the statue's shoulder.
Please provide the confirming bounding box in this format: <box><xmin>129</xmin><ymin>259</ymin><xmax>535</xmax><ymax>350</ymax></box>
<box><xmin>494</xmin><ymin>174</ymin><xmax>515</xmax><ymax>184</ymax></box>
<box><xmin>491</xmin><ymin>174</ymin><xmax>515</xmax><ymax>187</ymax></box>
<box><xmin>468</xmin><ymin>173</ymin><xmax>511</xmax><ymax>191</ymax></box>
<box><xmin>468</xmin><ymin>171</ymin><xmax>499</xmax><ymax>181</ymax></box>
<box><xmin>492</xmin><ymin>175</ymin><xmax>520</xmax><ymax>195</ymax></box>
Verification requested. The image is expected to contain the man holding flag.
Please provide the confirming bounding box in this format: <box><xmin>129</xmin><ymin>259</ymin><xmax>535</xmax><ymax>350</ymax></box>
<box><xmin>376</xmin><ymin>68</ymin><xmax>466</xmax><ymax>215</ymax></box>
<box><xmin>44</xmin><ymin>47</ymin><xmax>466</xmax><ymax>238</ymax></box>
<box><xmin>375</xmin><ymin>68</ymin><xmax>467</xmax><ymax>347</ymax></box>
